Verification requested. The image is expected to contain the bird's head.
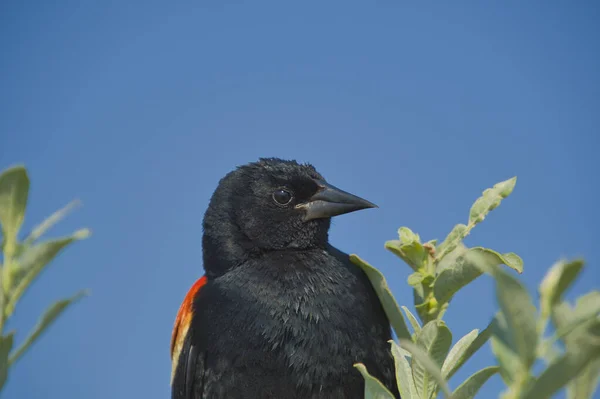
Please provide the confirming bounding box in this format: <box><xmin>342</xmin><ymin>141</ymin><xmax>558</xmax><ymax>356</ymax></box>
<box><xmin>201</xmin><ymin>158</ymin><xmax>376</xmax><ymax>277</ymax></box>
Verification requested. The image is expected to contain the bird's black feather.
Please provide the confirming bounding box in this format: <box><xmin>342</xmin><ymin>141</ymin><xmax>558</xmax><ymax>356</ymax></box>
<box><xmin>171</xmin><ymin>158</ymin><xmax>399</xmax><ymax>398</ymax></box>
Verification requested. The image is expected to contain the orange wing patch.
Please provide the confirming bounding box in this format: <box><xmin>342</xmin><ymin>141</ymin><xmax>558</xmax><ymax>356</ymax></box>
<box><xmin>170</xmin><ymin>275</ymin><xmax>207</xmax><ymax>384</ymax></box>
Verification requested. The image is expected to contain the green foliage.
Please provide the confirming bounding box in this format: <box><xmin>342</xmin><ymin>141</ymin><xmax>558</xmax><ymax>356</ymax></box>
<box><xmin>477</xmin><ymin>258</ymin><xmax>600</xmax><ymax>399</ymax></box>
<box><xmin>0</xmin><ymin>165</ymin><xmax>90</xmax><ymax>392</ymax></box>
<box><xmin>353</xmin><ymin>176</ymin><xmax>600</xmax><ymax>398</ymax></box>
<box><xmin>354</xmin><ymin>363</ymin><xmax>396</xmax><ymax>399</ymax></box>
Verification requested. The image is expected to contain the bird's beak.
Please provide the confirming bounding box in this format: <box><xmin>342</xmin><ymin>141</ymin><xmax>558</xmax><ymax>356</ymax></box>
<box><xmin>297</xmin><ymin>180</ymin><xmax>378</xmax><ymax>221</ymax></box>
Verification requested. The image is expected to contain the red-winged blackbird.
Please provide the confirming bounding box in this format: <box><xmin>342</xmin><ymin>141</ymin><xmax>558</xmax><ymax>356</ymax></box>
<box><xmin>170</xmin><ymin>158</ymin><xmax>398</xmax><ymax>399</ymax></box>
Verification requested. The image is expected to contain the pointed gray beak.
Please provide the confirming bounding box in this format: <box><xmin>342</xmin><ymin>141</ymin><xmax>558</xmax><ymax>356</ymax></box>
<box><xmin>296</xmin><ymin>179</ymin><xmax>378</xmax><ymax>221</ymax></box>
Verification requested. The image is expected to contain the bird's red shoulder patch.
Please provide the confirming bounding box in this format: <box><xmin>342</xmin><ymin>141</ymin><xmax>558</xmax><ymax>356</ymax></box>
<box><xmin>170</xmin><ymin>275</ymin><xmax>207</xmax><ymax>382</ymax></box>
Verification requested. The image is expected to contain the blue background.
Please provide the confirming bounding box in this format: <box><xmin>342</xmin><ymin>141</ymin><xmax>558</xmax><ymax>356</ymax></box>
<box><xmin>1</xmin><ymin>1</ymin><xmax>598</xmax><ymax>398</ymax></box>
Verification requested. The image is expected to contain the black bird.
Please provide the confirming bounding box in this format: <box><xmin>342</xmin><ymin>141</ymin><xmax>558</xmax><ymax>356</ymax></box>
<box><xmin>170</xmin><ymin>158</ymin><xmax>398</xmax><ymax>399</ymax></box>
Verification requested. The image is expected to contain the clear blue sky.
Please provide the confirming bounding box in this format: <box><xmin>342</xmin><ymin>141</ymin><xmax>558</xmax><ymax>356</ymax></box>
<box><xmin>1</xmin><ymin>1</ymin><xmax>598</xmax><ymax>398</ymax></box>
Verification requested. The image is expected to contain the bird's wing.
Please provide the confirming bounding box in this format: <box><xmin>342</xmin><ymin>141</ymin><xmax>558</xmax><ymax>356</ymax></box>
<box><xmin>171</xmin><ymin>276</ymin><xmax>208</xmax><ymax>399</ymax></box>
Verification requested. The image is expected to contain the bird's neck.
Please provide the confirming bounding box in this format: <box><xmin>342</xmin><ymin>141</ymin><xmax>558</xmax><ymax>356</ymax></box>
<box><xmin>202</xmin><ymin>226</ymin><xmax>331</xmax><ymax>279</ymax></box>
<box><xmin>202</xmin><ymin>220</ymin><xmax>250</xmax><ymax>278</ymax></box>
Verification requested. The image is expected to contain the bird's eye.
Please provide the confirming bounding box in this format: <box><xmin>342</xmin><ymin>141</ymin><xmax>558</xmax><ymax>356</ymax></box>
<box><xmin>272</xmin><ymin>189</ymin><xmax>293</xmax><ymax>205</ymax></box>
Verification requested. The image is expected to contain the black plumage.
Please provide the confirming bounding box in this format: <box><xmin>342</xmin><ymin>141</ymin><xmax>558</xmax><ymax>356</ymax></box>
<box><xmin>171</xmin><ymin>158</ymin><xmax>399</xmax><ymax>399</ymax></box>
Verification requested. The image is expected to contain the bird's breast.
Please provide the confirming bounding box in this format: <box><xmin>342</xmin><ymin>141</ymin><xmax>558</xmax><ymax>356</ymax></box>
<box><xmin>210</xmin><ymin>249</ymin><xmax>386</xmax><ymax>368</ymax></box>
<box><xmin>196</xmin><ymin>249</ymin><xmax>394</xmax><ymax>398</ymax></box>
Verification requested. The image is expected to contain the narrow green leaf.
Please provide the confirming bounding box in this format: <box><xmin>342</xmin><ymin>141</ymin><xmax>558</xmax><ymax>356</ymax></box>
<box><xmin>354</xmin><ymin>363</ymin><xmax>396</xmax><ymax>399</ymax></box>
<box><xmin>420</xmin><ymin>321</ymin><xmax>453</xmax><ymax>369</ymax></box>
<box><xmin>6</xmin><ymin>230</ymin><xmax>90</xmax><ymax>316</ymax></box>
<box><xmin>435</xmin><ymin>224</ymin><xmax>468</xmax><ymax>263</ymax></box>
<box><xmin>469</xmin><ymin>247</ymin><xmax>523</xmax><ymax>273</ymax></box>
<box><xmin>468</xmin><ymin>176</ymin><xmax>516</xmax><ymax>225</ymax></box>
<box><xmin>433</xmin><ymin>247</ymin><xmax>523</xmax><ymax>305</ymax></box>
<box><xmin>410</xmin><ymin>320</ymin><xmax>452</xmax><ymax>398</ymax></box>
<box><xmin>539</xmin><ymin>259</ymin><xmax>584</xmax><ymax>320</ymax></box>
<box><xmin>449</xmin><ymin>366</ymin><xmax>499</xmax><ymax>399</ymax></box>
<box><xmin>385</xmin><ymin>240</ymin><xmax>428</xmax><ymax>272</ymax></box>
<box><xmin>551</xmin><ymin>292</ymin><xmax>600</xmax><ymax>352</ymax></box>
<box><xmin>474</xmin><ymin>255</ymin><xmax>537</xmax><ymax>370</ymax></box>
<box><xmin>350</xmin><ymin>254</ymin><xmax>412</xmax><ymax>341</ymax></box>
<box><xmin>442</xmin><ymin>329</ymin><xmax>479</xmax><ymax>380</ymax></box>
<box><xmin>551</xmin><ymin>301</ymin><xmax>576</xmax><ymax>339</ymax></box>
<box><xmin>400</xmin><ymin>338</ymin><xmax>451</xmax><ymax>398</ymax></box>
<box><xmin>0</xmin><ymin>166</ymin><xmax>29</xmax><ymax>251</ymax></box>
<box><xmin>390</xmin><ymin>341</ymin><xmax>418</xmax><ymax>399</ymax></box>
<box><xmin>498</xmin><ymin>252</ymin><xmax>524</xmax><ymax>273</ymax></box>
<box><xmin>558</xmin><ymin>292</ymin><xmax>600</xmax><ymax>341</ymax></box>
<box><xmin>402</xmin><ymin>306</ymin><xmax>422</xmax><ymax>335</ymax></box>
<box><xmin>0</xmin><ymin>333</ymin><xmax>14</xmax><ymax>391</ymax></box>
<box><xmin>567</xmin><ymin>358</ymin><xmax>600</xmax><ymax>399</ymax></box>
<box><xmin>574</xmin><ymin>291</ymin><xmax>600</xmax><ymax>320</ymax></box>
<box><xmin>490</xmin><ymin>313</ymin><xmax>522</xmax><ymax>385</ymax></box>
<box><xmin>24</xmin><ymin>199</ymin><xmax>82</xmax><ymax>245</ymax></box>
<box><xmin>521</xmin><ymin>330</ymin><xmax>600</xmax><ymax>399</ymax></box>
<box><xmin>399</xmin><ymin>227</ymin><xmax>421</xmax><ymax>245</ymax></box>
<box><xmin>443</xmin><ymin>321</ymin><xmax>493</xmax><ymax>381</ymax></box>
<box><xmin>9</xmin><ymin>290</ymin><xmax>87</xmax><ymax>366</ymax></box>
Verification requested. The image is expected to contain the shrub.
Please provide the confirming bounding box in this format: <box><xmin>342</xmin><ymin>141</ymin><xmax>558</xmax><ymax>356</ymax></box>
<box><xmin>353</xmin><ymin>177</ymin><xmax>600</xmax><ymax>399</ymax></box>
<box><xmin>0</xmin><ymin>165</ymin><xmax>90</xmax><ymax>392</ymax></box>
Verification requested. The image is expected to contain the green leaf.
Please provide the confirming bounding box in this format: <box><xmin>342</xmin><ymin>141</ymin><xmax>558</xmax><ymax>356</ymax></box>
<box><xmin>556</xmin><ymin>291</ymin><xmax>600</xmax><ymax>343</ymax></box>
<box><xmin>400</xmin><ymin>338</ymin><xmax>451</xmax><ymax>398</ymax></box>
<box><xmin>474</xmin><ymin>255</ymin><xmax>537</xmax><ymax>370</ymax></box>
<box><xmin>399</xmin><ymin>227</ymin><xmax>421</xmax><ymax>245</ymax></box>
<box><xmin>433</xmin><ymin>254</ymin><xmax>482</xmax><ymax>305</ymax></box>
<box><xmin>435</xmin><ymin>224</ymin><xmax>468</xmax><ymax>263</ymax></box>
<box><xmin>419</xmin><ymin>321</ymin><xmax>453</xmax><ymax>368</ymax></box>
<box><xmin>468</xmin><ymin>176</ymin><xmax>516</xmax><ymax>225</ymax></box>
<box><xmin>449</xmin><ymin>366</ymin><xmax>499</xmax><ymax>399</ymax></box>
<box><xmin>402</xmin><ymin>306</ymin><xmax>422</xmax><ymax>336</ymax></box>
<box><xmin>24</xmin><ymin>199</ymin><xmax>82</xmax><ymax>245</ymax></box>
<box><xmin>521</xmin><ymin>325</ymin><xmax>600</xmax><ymax>399</ymax></box>
<box><xmin>433</xmin><ymin>247</ymin><xmax>523</xmax><ymax>305</ymax></box>
<box><xmin>442</xmin><ymin>330</ymin><xmax>478</xmax><ymax>380</ymax></box>
<box><xmin>490</xmin><ymin>313</ymin><xmax>522</xmax><ymax>385</ymax></box>
<box><xmin>443</xmin><ymin>321</ymin><xmax>493</xmax><ymax>380</ymax></box>
<box><xmin>0</xmin><ymin>333</ymin><xmax>14</xmax><ymax>391</ymax></box>
<box><xmin>0</xmin><ymin>166</ymin><xmax>29</xmax><ymax>251</ymax></box>
<box><xmin>410</xmin><ymin>320</ymin><xmax>452</xmax><ymax>398</ymax></box>
<box><xmin>350</xmin><ymin>254</ymin><xmax>412</xmax><ymax>341</ymax></box>
<box><xmin>539</xmin><ymin>259</ymin><xmax>584</xmax><ymax>320</ymax></box>
<box><xmin>390</xmin><ymin>340</ymin><xmax>418</xmax><ymax>399</ymax></box>
<box><xmin>436</xmin><ymin>243</ymin><xmax>469</xmax><ymax>274</ymax></box>
<box><xmin>408</xmin><ymin>272</ymin><xmax>425</xmax><ymax>287</ymax></box>
<box><xmin>574</xmin><ymin>291</ymin><xmax>600</xmax><ymax>321</ymax></box>
<box><xmin>567</xmin><ymin>358</ymin><xmax>600</xmax><ymax>399</ymax></box>
<box><xmin>385</xmin><ymin>240</ymin><xmax>428</xmax><ymax>272</ymax></box>
<box><xmin>9</xmin><ymin>290</ymin><xmax>87</xmax><ymax>366</ymax></box>
<box><xmin>5</xmin><ymin>230</ymin><xmax>90</xmax><ymax>316</ymax></box>
<box><xmin>354</xmin><ymin>363</ymin><xmax>396</xmax><ymax>399</ymax></box>
<box><xmin>470</xmin><ymin>247</ymin><xmax>523</xmax><ymax>273</ymax></box>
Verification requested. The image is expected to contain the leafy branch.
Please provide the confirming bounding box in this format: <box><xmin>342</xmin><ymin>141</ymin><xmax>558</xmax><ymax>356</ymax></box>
<box><xmin>352</xmin><ymin>176</ymin><xmax>599</xmax><ymax>399</ymax></box>
<box><xmin>0</xmin><ymin>165</ymin><xmax>90</xmax><ymax>392</ymax></box>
